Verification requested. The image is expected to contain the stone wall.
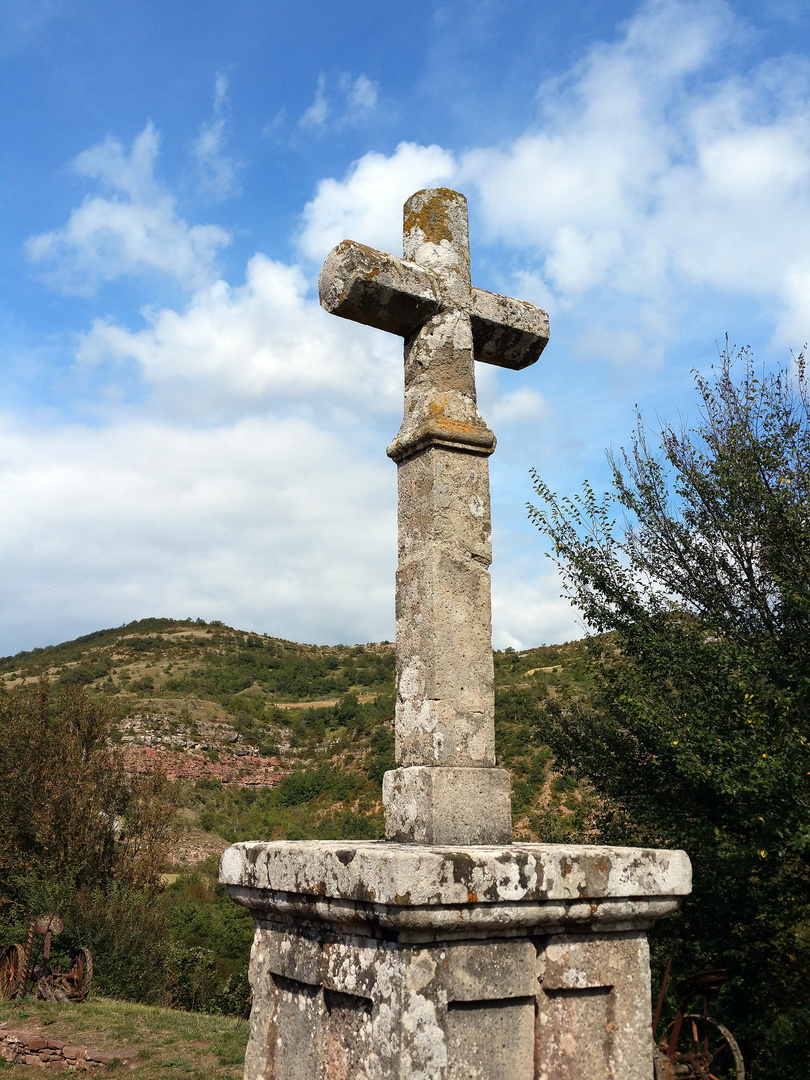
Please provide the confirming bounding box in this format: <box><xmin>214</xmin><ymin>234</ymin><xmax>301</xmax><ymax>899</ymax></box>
<box><xmin>0</xmin><ymin>1029</ymin><xmax>135</xmax><ymax>1070</ymax></box>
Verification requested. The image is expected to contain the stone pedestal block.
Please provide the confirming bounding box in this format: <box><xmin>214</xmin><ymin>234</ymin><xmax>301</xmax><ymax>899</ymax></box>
<box><xmin>382</xmin><ymin>766</ymin><xmax>512</xmax><ymax>845</ymax></box>
<box><xmin>221</xmin><ymin>841</ymin><xmax>691</xmax><ymax>1080</ymax></box>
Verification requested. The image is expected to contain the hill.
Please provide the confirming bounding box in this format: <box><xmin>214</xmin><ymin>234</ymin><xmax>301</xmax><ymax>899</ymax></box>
<box><xmin>0</xmin><ymin>617</ymin><xmax>600</xmax><ymax>1013</ymax></box>
<box><xmin>0</xmin><ymin>616</ymin><xmax>596</xmax><ymax>857</ymax></box>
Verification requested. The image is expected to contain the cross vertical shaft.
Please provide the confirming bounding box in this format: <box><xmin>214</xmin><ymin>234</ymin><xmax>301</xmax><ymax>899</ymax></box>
<box><xmin>319</xmin><ymin>188</ymin><xmax>549</xmax><ymax>844</ymax></box>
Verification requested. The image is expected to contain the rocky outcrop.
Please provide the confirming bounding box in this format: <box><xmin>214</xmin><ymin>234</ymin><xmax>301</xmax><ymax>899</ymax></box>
<box><xmin>122</xmin><ymin>745</ymin><xmax>284</xmax><ymax>787</ymax></box>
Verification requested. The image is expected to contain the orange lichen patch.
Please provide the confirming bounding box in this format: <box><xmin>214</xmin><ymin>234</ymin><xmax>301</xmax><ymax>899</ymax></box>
<box><xmin>423</xmin><ymin>416</ymin><xmax>491</xmax><ymax>441</ymax></box>
<box><xmin>412</xmin><ymin>401</ymin><xmax>495</xmax><ymax>447</ymax></box>
<box><xmin>467</xmin><ymin>891</ymin><xmax>478</xmax><ymax>903</ymax></box>
<box><xmin>404</xmin><ymin>199</ymin><xmax>454</xmax><ymax>245</ymax></box>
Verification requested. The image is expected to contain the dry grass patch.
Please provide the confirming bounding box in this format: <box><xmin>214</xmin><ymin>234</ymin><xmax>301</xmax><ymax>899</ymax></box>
<box><xmin>0</xmin><ymin>997</ymin><xmax>248</xmax><ymax>1080</ymax></box>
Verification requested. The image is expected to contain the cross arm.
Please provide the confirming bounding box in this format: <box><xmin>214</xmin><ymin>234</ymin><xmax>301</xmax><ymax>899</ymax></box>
<box><xmin>319</xmin><ymin>239</ymin><xmax>442</xmax><ymax>337</ymax></box>
<box><xmin>469</xmin><ymin>288</ymin><xmax>549</xmax><ymax>370</ymax></box>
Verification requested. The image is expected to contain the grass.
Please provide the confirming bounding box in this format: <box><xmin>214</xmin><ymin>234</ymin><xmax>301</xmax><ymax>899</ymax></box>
<box><xmin>0</xmin><ymin>996</ymin><xmax>248</xmax><ymax>1080</ymax></box>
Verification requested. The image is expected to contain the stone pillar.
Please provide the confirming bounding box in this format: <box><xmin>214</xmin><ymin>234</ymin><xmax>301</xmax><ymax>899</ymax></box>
<box><xmin>317</xmin><ymin>187</ymin><xmax>550</xmax><ymax>844</ymax></box>
<box><xmin>383</xmin><ymin>191</ymin><xmax>511</xmax><ymax>845</ymax></box>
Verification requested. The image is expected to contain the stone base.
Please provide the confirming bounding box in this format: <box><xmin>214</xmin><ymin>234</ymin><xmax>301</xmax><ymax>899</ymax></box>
<box><xmin>221</xmin><ymin>841</ymin><xmax>691</xmax><ymax>1080</ymax></box>
<box><xmin>382</xmin><ymin>767</ymin><xmax>512</xmax><ymax>844</ymax></box>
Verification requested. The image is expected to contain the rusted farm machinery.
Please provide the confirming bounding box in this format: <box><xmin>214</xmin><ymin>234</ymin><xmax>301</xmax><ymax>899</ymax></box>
<box><xmin>0</xmin><ymin>914</ymin><xmax>92</xmax><ymax>1003</ymax></box>
<box><xmin>653</xmin><ymin>964</ymin><xmax>745</xmax><ymax>1079</ymax></box>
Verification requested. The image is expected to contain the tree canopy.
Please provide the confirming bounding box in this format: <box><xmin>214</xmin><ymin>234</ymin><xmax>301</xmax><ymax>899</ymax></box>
<box><xmin>529</xmin><ymin>346</ymin><xmax>810</xmax><ymax>1075</ymax></box>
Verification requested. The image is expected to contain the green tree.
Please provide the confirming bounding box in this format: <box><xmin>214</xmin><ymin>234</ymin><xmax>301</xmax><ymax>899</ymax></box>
<box><xmin>528</xmin><ymin>346</ymin><xmax>810</xmax><ymax>1075</ymax></box>
<box><xmin>0</xmin><ymin>680</ymin><xmax>173</xmax><ymax>1001</ymax></box>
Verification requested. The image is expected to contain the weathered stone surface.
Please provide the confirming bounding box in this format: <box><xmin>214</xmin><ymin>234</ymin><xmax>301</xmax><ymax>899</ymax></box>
<box><xmin>224</xmin><ymin>841</ymin><xmax>688</xmax><ymax>1079</ymax></box>
<box><xmin>248</xmin><ymin>925</ymin><xmax>541</xmax><ymax>1079</ymax></box>
<box><xmin>392</xmin><ymin>450</ymin><xmax>496</xmax><ymax>772</ymax></box>
<box><xmin>444</xmin><ymin>940</ymin><xmax>536</xmax><ymax>1001</ymax></box>
<box><xmin>319</xmin><ymin>241</ymin><xmax>441</xmax><ymax>337</ymax></box>
<box><xmin>387</xmin><ymin>317</ymin><xmax>496</xmax><ymax>463</ymax></box>
<box><xmin>402</xmin><ymin>188</ymin><xmax>471</xmax><ymax>298</ymax></box>
<box><xmin>535</xmin><ymin>932</ymin><xmax>652</xmax><ymax>1080</ymax></box>
<box><xmin>225</xmin><ymin>187</ymin><xmax>692</xmax><ymax>1078</ymax></box>
<box><xmin>468</xmin><ymin>288</ymin><xmax>549</xmax><ymax>370</ymax></box>
<box><xmin>221</xmin><ymin>840</ymin><xmax>691</xmax><ymax>911</ymax></box>
<box><xmin>447</xmin><ymin>998</ymin><xmax>535</xmax><ymax>1080</ymax></box>
<box><xmin>383</xmin><ymin>767</ymin><xmax>511</xmax><ymax>844</ymax></box>
<box><xmin>319</xmin><ymin>187</ymin><xmax>550</xmax><ymax>843</ymax></box>
<box><xmin>0</xmin><ymin>1031</ymin><xmax>115</xmax><ymax>1073</ymax></box>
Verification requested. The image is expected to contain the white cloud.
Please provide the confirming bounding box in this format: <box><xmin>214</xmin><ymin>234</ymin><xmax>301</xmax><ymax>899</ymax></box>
<box><xmin>262</xmin><ymin>109</ymin><xmax>286</xmax><ymax>137</ymax></box>
<box><xmin>456</xmin><ymin>0</ymin><xmax>810</xmax><ymax>345</ymax></box>
<box><xmin>77</xmin><ymin>253</ymin><xmax>403</xmax><ymax>423</ymax></box>
<box><xmin>342</xmin><ymin>73</ymin><xmax>378</xmax><ymax>117</ymax></box>
<box><xmin>26</xmin><ymin>124</ymin><xmax>230</xmax><ymax>294</ymax></box>
<box><xmin>293</xmin><ymin>0</ymin><xmax>809</xmax><ymax>357</ymax></box>
<box><xmin>0</xmin><ymin>410</ymin><xmax>397</xmax><ymax>654</ymax></box>
<box><xmin>779</xmin><ymin>265</ymin><xmax>810</xmax><ymax>345</ymax></box>
<box><xmin>300</xmin><ymin>74</ymin><xmax>330</xmax><ymax>129</ymax></box>
<box><xmin>299</xmin><ymin>72</ymin><xmax>379</xmax><ymax>131</ymax></box>
<box><xmin>489</xmin><ymin>387</ymin><xmax>548</xmax><ymax>427</ymax></box>
<box><xmin>192</xmin><ymin>73</ymin><xmax>243</xmax><ymax>199</ymax></box>
<box><xmin>491</xmin><ymin>561</ymin><xmax>581</xmax><ymax>651</ymax></box>
<box><xmin>12</xmin><ymin>0</ymin><xmax>810</xmax><ymax>660</ymax></box>
<box><xmin>572</xmin><ymin>326</ymin><xmax>659</xmax><ymax>369</ymax></box>
<box><xmin>298</xmin><ymin>141</ymin><xmax>455</xmax><ymax>260</ymax></box>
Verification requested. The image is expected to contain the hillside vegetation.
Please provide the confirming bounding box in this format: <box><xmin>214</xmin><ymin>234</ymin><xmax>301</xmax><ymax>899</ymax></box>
<box><xmin>0</xmin><ymin>616</ymin><xmax>596</xmax><ymax>852</ymax></box>
<box><xmin>0</xmin><ymin>617</ymin><xmax>596</xmax><ymax>1014</ymax></box>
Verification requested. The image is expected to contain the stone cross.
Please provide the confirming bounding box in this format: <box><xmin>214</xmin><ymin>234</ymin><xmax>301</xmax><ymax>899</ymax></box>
<box><xmin>220</xmin><ymin>187</ymin><xmax>689</xmax><ymax>1080</ymax></box>
<box><xmin>319</xmin><ymin>188</ymin><xmax>549</xmax><ymax>844</ymax></box>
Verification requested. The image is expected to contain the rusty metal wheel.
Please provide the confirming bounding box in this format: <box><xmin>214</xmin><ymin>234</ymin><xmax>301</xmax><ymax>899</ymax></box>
<box><xmin>662</xmin><ymin>1014</ymin><xmax>745</xmax><ymax>1079</ymax></box>
<box><xmin>67</xmin><ymin>948</ymin><xmax>93</xmax><ymax>1000</ymax></box>
<box><xmin>0</xmin><ymin>944</ymin><xmax>25</xmax><ymax>1000</ymax></box>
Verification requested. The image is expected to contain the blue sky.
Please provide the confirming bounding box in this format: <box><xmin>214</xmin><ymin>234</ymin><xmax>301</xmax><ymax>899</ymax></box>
<box><xmin>2</xmin><ymin>0</ymin><xmax>810</xmax><ymax>655</ymax></box>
